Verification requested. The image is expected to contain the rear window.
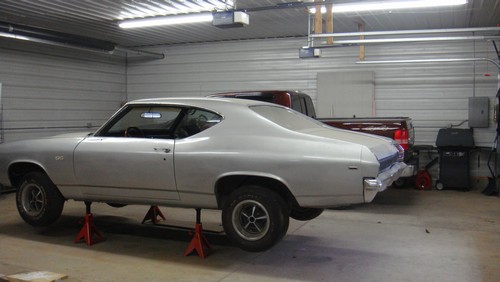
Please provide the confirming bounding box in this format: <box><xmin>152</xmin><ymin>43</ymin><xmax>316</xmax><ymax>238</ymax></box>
<box><xmin>236</xmin><ymin>95</ymin><xmax>275</xmax><ymax>104</ymax></box>
<box><xmin>250</xmin><ymin>105</ymin><xmax>325</xmax><ymax>131</ymax></box>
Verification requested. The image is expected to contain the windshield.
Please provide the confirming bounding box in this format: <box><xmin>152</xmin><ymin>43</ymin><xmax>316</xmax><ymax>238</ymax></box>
<box><xmin>97</xmin><ymin>105</ymin><xmax>222</xmax><ymax>139</ymax></box>
<box><xmin>250</xmin><ymin>105</ymin><xmax>326</xmax><ymax>131</ymax></box>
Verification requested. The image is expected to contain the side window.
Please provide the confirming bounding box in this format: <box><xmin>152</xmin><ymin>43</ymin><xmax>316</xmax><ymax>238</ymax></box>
<box><xmin>291</xmin><ymin>96</ymin><xmax>303</xmax><ymax>113</ymax></box>
<box><xmin>299</xmin><ymin>98</ymin><xmax>307</xmax><ymax>115</ymax></box>
<box><xmin>305</xmin><ymin>96</ymin><xmax>317</xmax><ymax>118</ymax></box>
<box><xmin>99</xmin><ymin>106</ymin><xmax>183</xmax><ymax>139</ymax></box>
<box><xmin>174</xmin><ymin>108</ymin><xmax>222</xmax><ymax>139</ymax></box>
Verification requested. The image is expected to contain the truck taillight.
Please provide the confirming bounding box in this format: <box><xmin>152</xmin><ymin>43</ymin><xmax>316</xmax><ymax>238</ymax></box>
<box><xmin>394</xmin><ymin>129</ymin><xmax>409</xmax><ymax>150</ymax></box>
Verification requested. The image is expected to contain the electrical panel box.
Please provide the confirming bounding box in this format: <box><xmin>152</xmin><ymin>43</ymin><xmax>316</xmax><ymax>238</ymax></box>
<box><xmin>299</xmin><ymin>47</ymin><xmax>321</xmax><ymax>58</ymax></box>
<box><xmin>468</xmin><ymin>97</ymin><xmax>489</xmax><ymax>128</ymax></box>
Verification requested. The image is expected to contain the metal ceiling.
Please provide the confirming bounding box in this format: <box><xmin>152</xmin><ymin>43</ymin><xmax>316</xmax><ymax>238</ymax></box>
<box><xmin>0</xmin><ymin>0</ymin><xmax>498</xmax><ymax>48</ymax></box>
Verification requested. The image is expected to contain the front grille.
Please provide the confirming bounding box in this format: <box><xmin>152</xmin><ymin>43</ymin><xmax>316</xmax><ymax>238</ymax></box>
<box><xmin>378</xmin><ymin>152</ymin><xmax>398</xmax><ymax>172</ymax></box>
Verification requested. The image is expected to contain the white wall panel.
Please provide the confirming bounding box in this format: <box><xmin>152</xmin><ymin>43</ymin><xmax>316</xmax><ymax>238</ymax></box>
<box><xmin>128</xmin><ymin>37</ymin><xmax>498</xmax><ymax>181</ymax></box>
<box><xmin>128</xmin><ymin>37</ymin><xmax>498</xmax><ymax>148</ymax></box>
<box><xmin>0</xmin><ymin>40</ymin><xmax>126</xmax><ymax>142</ymax></box>
<box><xmin>1</xmin><ymin>35</ymin><xmax>497</xmax><ymax>182</ymax></box>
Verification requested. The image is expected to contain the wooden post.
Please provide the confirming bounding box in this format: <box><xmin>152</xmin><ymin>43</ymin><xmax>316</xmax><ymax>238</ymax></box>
<box><xmin>326</xmin><ymin>4</ymin><xmax>333</xmax><ymax>44</ymax></box>
<box><xmin>314</xmin><ymin>0</ymin><xmax>323</xmax><ymax>34</ymax></box>
<box><xmin>358</xmin><ymin>21</ymin><xmax>365</xmax><ymax>61</ymax></box>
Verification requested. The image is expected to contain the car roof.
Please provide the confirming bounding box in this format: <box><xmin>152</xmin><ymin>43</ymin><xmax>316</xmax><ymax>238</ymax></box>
<box><xmin>208</xmin><ymin>90</ymin><xmax>306</xmax><ymax>97</ymax></box>
<box><xmin>127</xmin><ymin>97</ymin><xmax>278</xmax><ymax>109</ymax></box>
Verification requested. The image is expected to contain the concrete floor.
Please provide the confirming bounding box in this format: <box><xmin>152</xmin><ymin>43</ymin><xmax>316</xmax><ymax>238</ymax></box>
<box><xmin>0</xmin><ymin>187</ymin><xmax>498</xmax><ymax>282</ymax></box>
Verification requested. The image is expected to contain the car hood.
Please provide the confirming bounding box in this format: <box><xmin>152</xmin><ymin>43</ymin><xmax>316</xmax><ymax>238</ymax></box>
<box><xmin>298</xmin><ymin>127</ymin><xmax>397</xmax><ymax>160</ymax></box>
<box><xmin>0</xmin><ymin>132</ymin><xmax>92</xmax><ymax>149</ymax></box>
<box><xmin>44</xmin><ymin>132</ymin><xmax>94</xmax><ymax>139</ymax></box>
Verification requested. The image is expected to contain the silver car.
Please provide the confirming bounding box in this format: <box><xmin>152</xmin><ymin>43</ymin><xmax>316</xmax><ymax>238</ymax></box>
<box><xmin>0</xmin><ymin>97</ymin><xmax>406</xmax><ymax>252</ymax></box>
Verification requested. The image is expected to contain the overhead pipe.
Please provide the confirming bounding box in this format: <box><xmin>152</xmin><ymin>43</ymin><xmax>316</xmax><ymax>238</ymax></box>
<box><xmin>113</xmin><ymin>46</ymin><xmax>165</xmax><ymax>59</ymax></box>
<box><xmin>317</xmin><ymin>36</ymin><xmax>500</xmax><ymax>45</ymax></box>
<box><xmin>0</xmin><ymin>21</ymin><xmax>164</xmax><ymax>59</ymax></box>
<box><xmin>0</xmin><ymin>21</ymin><xmax>115</xmax><ymax>52</ymax></box>
<box><xmin>309</xmin><ymin>27</ymin><xmax>500</xmax><ymax>39</ymax></box>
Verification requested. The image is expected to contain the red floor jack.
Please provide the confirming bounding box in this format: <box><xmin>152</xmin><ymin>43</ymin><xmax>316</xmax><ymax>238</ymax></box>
<box><xmin>141</xmin><ymin>205</ymin><xmax>166</xmax><ymax>225</ymax></box>
<box><xmin>415</xmin><ymin>157</ymin><xmax>439</xmax><ymax>190</ymax></box>
<box><xmin>184</xmin><ymin>208</ymin><xmax>212</xmax><ymax>259</ymax></box>
<box><xmin>74</xmin><ymin>201</ymin><xmax>105</xmax><ymax>246</ymax></box>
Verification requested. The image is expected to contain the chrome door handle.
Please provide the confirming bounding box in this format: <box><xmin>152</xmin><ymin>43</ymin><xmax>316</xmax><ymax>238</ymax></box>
<box><xmin>154</xmin><ymin>148</ymin><xmax>171</xmax><ymax>153</ymax></box>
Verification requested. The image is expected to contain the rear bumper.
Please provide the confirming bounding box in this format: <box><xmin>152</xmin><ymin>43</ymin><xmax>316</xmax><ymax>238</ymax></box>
<box><xmin>400</xmin><ymin>164</ymin><xmax>416</xmax><ymax>177</ymax></box>
<box><xmin>363</xmin><ymin>162</ymin><xmax>407</xmax><ymax>202</ymax></box>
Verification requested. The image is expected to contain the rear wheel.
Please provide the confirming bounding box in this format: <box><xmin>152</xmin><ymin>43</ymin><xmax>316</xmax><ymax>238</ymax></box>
<box><xmin>16</xmin><ymin>172</ymin><xmax>64</xmax><ymax>227</ymax></box>
<box><xmin>107</xmin><ymin>203</ymin><xmax>128</xmax><ymax>208</ymax></box>
<box><xmin>222</xmin><ymin>186</ymin><xmax>289</xmax><ymax>252</ymax></box>
<box><xmin>290</xmin><ymin>206</ymin><xmax>324</xmax><ymax>221</ymax></box>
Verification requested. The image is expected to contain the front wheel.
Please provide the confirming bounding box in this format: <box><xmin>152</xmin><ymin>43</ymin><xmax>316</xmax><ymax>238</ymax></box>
<box><xmin>222</xmin><ymin>186</ymin><xmax>289</xmax><ymax>252</ymax></box>
<box><xmin>16</xmin><ymin>172</ymin><xmax>65</xmax><ymax>227</ymax></box>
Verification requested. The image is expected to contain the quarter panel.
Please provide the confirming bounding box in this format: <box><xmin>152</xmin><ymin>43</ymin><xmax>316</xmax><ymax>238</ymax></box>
<box><xmin>174</xmin><ymin>128</ymin><xmax>366</xmax><ymax>208</ymax></box>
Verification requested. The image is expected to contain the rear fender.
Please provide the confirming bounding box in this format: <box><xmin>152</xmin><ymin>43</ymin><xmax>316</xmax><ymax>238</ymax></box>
<box><xmin>214</xmin><ymin>172</ymin><xmax>296</xmax><ymax>211</ymax></box>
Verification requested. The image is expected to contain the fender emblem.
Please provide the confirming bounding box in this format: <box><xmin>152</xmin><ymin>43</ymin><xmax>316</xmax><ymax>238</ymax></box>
<box><xmin>55</xmin><ymin>156</ymin><xmax>65</xmax><ymax>161</ymax></box>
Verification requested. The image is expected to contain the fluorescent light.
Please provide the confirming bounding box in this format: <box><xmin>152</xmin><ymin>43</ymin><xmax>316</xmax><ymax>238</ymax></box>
<box><xmin>309</xmin><ymin>0</ymin><xmax>467</xmax><ymax>13</ymax></box>
<box><xmin>0</xmin><ymin>32</ymin><xmax>30</xmax><ymax>41</ymax></box>
<box><xmin>116</xmin><ymin>0</ymin><xmax>234</xmax><ymax>20</ymax></box>
<box><xmin>119</xmin><ymin>12</ymin><xmax>213</xmax><ymax>28</ymax></box>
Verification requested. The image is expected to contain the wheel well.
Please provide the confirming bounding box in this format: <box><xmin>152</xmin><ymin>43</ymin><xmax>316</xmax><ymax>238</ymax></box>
<box><xmin>9</xmin><ymin>162</ymin><xmax>45</xmax><ymax>188</ymax></box>
<box><xmin>215</xmin><ymin>175</ymin><xmax>296</xmax><ymax>211</ymax></box>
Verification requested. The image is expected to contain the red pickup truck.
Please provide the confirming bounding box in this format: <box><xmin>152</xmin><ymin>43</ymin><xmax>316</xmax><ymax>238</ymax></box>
<box><xmin>208</xmin><ymin>90</ymin><xmax>417</xmax><ymax>187</ymax></box>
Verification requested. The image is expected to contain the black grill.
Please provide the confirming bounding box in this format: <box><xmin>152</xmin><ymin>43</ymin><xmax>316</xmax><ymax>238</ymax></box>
<box><xmin>435</xmin><ymin>128</ymin><xmax>474</xmax><ymax>189</ymax></box>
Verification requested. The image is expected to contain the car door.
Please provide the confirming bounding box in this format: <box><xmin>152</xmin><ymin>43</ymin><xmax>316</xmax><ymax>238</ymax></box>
<box><xmin>73</xmin><ymin>105</ymin><xmax>183</xmax><ymax>202</ymax></box>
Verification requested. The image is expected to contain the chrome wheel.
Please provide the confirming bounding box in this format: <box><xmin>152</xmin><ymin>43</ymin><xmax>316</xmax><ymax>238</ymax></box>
<box><xmin>232</xmin><ymin>199</ymin><xmax>270</xmax><ymax>241</ymax></box>
<box><xmin>16</xmin><ymin>172</ymin><xmax>64</xmax><ymax>227</ymax></box>
<box><xmin>21</xmin><ymin>183</ymin><xmax>46</xmax><ymax>217</ymax></box>
<box><xmin>222</xmin><ymin>186</ymin><xmax>289</xmax><ymax>252</ymax></box>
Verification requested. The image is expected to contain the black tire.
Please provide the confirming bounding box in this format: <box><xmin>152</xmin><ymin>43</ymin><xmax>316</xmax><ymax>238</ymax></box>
<box><xmin>107</xmin><ymin>203</ymin><xmax>128</xmax><ymax>208</ymax></box>
<box><xmin>435</xmin><ymin>181</ymin><xmax>444</xmax><ymax>191</ymax></box>
<box><xmin>222</xmin><ymin>186</ymin><xmax>289</xmax><ymax>252</ymax></box>
<box><xmin>16</xmin><ymin>172</ymin><xmax>65</xmax><ymax>227</ymax></box>
<box><xmin>290</xmin><ymin>206</ymin><xmax>324</xmax><ymax>221</ymax></box>
<box><xmin>392</xmin><ymin>178</ymin><xmax>406</xmax><ymax>188</ymax></box>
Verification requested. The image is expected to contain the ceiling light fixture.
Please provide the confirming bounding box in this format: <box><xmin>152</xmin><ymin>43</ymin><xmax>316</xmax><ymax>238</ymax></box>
<box><xmin>0</xmin><ymin>31</ymin><xmax>30</xmax><ymax>41</ymax></box>
<box><xmin>117</xmin><ymin>0</ymin><xmax>234</xmax><ymax>20</ymax></box>
<box><xmin>119</xmin><ymin>12</ymin><xmax>213</xmax><ymax>29</ymax></box>
<box><xmin>309</xmin><ymin>0</ymin><xmax>467</xmax><ymax>13</ymax></box>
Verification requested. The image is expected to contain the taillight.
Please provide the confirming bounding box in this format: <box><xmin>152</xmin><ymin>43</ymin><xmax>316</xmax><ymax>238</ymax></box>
<box><xmin>394</xmin><ymin>129</ymin><xmax>409</xmax><ymax>150</ymax></box>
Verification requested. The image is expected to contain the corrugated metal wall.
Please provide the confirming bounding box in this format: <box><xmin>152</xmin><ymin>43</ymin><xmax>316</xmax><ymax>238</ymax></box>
<box><xmin>1</xmin><ymin>36</ymin><xmax>498</xmax><ymax>183</ymax></box>
<box><xmin>0</xmin><ymin>40</ymin><xmax>126</xmax><ymax>142</ymax></box>
<box><xmin>127</xmin><ymin>37</ymin><xmax>498</xmax><ymax>183</ymax></box>
<box><xmin>128</xmin><ymin>37</ymin><xmax>498</xmax><ymax>145</ymax></box>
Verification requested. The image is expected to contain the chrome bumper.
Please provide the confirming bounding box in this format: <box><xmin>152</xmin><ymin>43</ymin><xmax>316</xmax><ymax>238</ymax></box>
<box><xmin>363</xmin><ymin>162</ymin><xmax>407</xmax><ymax>202</ymax></box>
<box><xmin>400</xmin><ymin>164</ymin><xmax>416</xmax><ymax>177</ymax></box>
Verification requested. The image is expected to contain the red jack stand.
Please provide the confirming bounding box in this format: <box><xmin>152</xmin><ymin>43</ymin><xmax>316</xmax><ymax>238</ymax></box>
<box><xmin>184</xmin><ymin>208</ymin><xmax>212</xmax><ymax>259</ymax></box>
<box><xmin>74</xmin><ymin>201</ymin><xmax>105</xmax><ymax>246</ymax></box>
<box><xmin>141</xmin><ymin>205</ymin><xmax>166</xmax><ymax>225</ymax></box>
